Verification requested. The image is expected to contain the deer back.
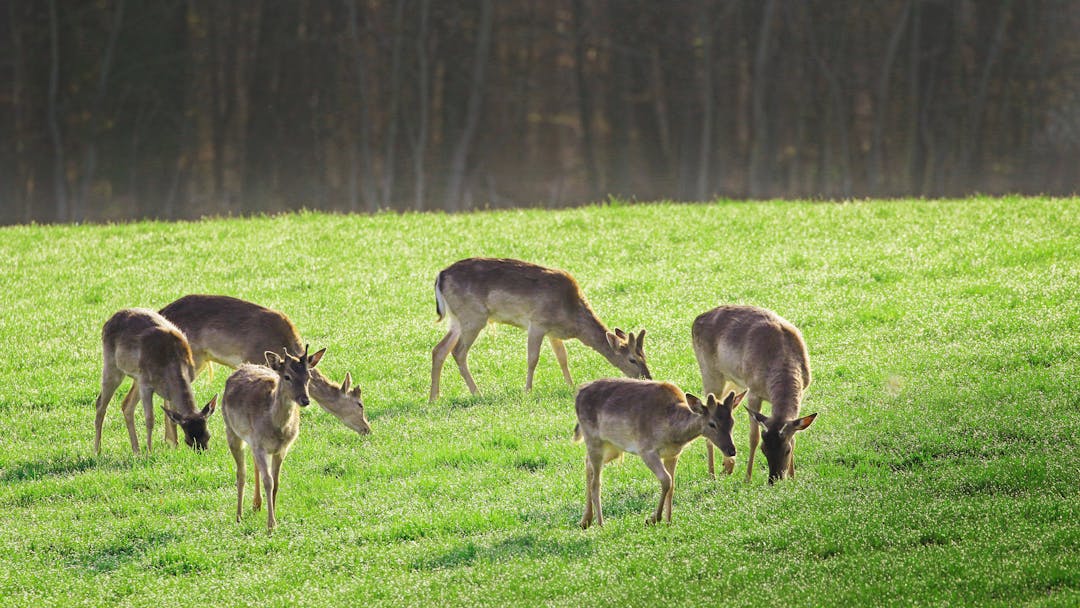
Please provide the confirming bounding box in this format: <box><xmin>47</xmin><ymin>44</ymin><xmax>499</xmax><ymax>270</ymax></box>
<box><xmin>575</xmin><ymin>378</ymin><xmax>704</xmax><ymax>455</ymax></box>
<box><xmin>693</xmin><ymin>305</ymin><xmax>811</xmax><ymax>417</ymax></box>
<box><xmin>438</xmin><ymin>258</ymin><xmax>588</xmax><ymax>331</ymax></box>
<box><xmin>160</xmin><ymin>294</ymin><xmax>303</xmax><ymax>367</ymax></box>
<box><xmin>103</xmin><ymin>308</ymin><xmax>197</xmax><ymax>410</ymax></box>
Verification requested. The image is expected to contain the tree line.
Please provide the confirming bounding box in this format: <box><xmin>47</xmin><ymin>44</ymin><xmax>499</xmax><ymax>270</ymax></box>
<box><xmin>2</xmin><ymin>0</ymin><xmax>1077</xmax><ymax>224</ymax></box>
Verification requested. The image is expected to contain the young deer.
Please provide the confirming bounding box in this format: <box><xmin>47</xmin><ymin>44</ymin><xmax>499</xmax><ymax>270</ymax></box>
<box><xmin>573</xmin><ymin>378</ymin><xmax>745</xmax><ymax>528</ymax></box>
<box><xmin>93</xmin><ymin>308</ymin><xmax>216</xmax><ymax>455</ymax></box>
<box><xmin>692</xmin><ymin>305</ymin><xmax>818</xmax><ymax>484</ymax></box>
<box><xmin>222</xmin><ymin>345</ymin><xmax>322</xmax><ymax>532</ymax></box>
<box><xmin>124</xmin><ymin>294</ymin><xmax>370</xmax><ymax>443</ymax></box>
<box><xmin>430</xmin><ymin>258</ymin><xmax>651</xmax><ymax>402</ymax></box>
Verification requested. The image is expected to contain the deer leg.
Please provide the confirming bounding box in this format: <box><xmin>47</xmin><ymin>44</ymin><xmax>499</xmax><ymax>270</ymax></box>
<box><xmin>138</xmin><ymin>383</ymin><xmax>156</xmax><ymax>453</ymax></box>
<box><xmin>586</xmin><ymin>443</ymin><xmax>606</xmax><ymax>528</ymax></box>
<box><xmin>662</xmin><ymin>456</ymin><xmax>679</xmax><ymax>523</ymax></box>
<box><xmin>579</xmin><ymin>452</ymin><xmax>595</xmax><ymax>529</ymax></box>
<box><xmin>788</xmin><ymin>435</ymin><xmax>797</xmax><ymax>479</ymax></box>
<box><xmin>252</xmin><ymin>452</ymin><xmax>262</xmax><ymax>511</ymax></box>
<box><xmin>524</xmin><ymin>325</ymin><xmax>545</xmax><ymax>392</ymax></box>
<box><xmin>251</xmin><ymin>449</ymin><xmax>275</xmax><ymax>532</ymax></box>
<box><xmin>162</xmin><ymin>398</ymin><xmax>178</xmax><ymax>448</ymax></box>
<box><xmin>226</xmin><ymin>428</ymin><xmax>245</xmax><ymax>522</ymax></box>
<box><xmin>699</xmin><ymin>369</ymin><xmax>731</xmax><ymax>478</ymax></box>
<box><xmin>93</xmin><ymin>369</ymin><xmax>124</xmax><ymax>455</ymax></box>
<box><xmin>642</xmin><ymin>451</ymin><xmax>672</xmax><ymax>525</ymax></box>
<box><xmin>745</xmin><ymin>393</ymin><xmax>763</xmax><ymax>483</ymax></box>
<box><xmin>549</xmin><ymin>337</ymin><xmax>574</xmax><ymax>385</ymax></box>
<box><xmin>452</xmin><ymin>323</ymin><xmax>483</xmax><ymax>396</ymax></box>
<box><xmin>430</xmin><ymin>326</ymin><xmax>461</xmax><ymax>402</ymax></box>
<box><xmin>270</xmin><ymin>453</ymin><xmax>284</xmax><ymax>509</ymax></box>
<box><xmin>120</xmin><ymin>380</ymin><xmax>141</xmax><ymax>455</ymax></box>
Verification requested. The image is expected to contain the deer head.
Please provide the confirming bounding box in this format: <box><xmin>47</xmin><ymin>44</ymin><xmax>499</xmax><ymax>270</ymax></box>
<box><xmin>265</xmin><ymin>344</ymin><xmax>324</xmax><ymax>407</ymax></box>
<box><xmin>747</xmin><ymin>408</ymin><xmax>817</xmax><ymax>483</ymax></box>
<box><xmin>687</xmin><ymin>390</ymin><xmax>745</xmax><ymax>459</ymax></box>
<box><xmin>605</xmin><ymin>328</ymin><xmax>652</xmax><ymax>380</ymax></box>
<box><xmin>162</xmin><ymin>395</ymin><xmax>217</xmax><ymax>450</ymax></box>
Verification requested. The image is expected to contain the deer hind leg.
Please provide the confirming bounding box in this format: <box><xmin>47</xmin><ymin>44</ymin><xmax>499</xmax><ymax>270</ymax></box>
<box><xmin>226</xmin><ymin>428</ymin><xmax>246</xmax><ymax>522</ymax></box>
<box><xmin>162</xmin><ymin>397</ymin><xmax>178</xmax><ymax>447</ymax></box>
<box><xmin>93</xmin><ymin>368</ymin><xmax>125</xmax><ymax>455</ymax></box>
<box><xmin>548</xmin><ymin>337</ymin><xmax>573</xmax><ymax>386</ymax></box>
<box><xmin>524</xmin><ymin>325</ymin><xmax>546</xmax><ymax>392</ymax></box>
<box><xmin>579</xmin><ymin>451</ymin><xmax>595</xmax><ymax>529</ymax></box>
<box><xmin>642</xmin><ymin>451</ymin><xmax>673</xmax><ymax>525</ymax></box>
<box><xmin>745</xmin><ymin>393</ymin><xmax>764</xmax><ymax>483</ymax></box>
<box><xmin>451</xmin><ymin>322</ymin><xmax>483</xmax><ymax>396</ymax></box>
<box><xmin>430</xmin><ymin>326</ymin><xmax>461</xmax><ymax>402</ymax></box>
<box><xmin>588</xmin><ymin>444</ymin><xmax>607</xmax><ymax>528</ymax></box>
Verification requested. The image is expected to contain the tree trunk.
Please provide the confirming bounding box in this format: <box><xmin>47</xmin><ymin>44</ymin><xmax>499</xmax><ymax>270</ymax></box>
<box><xmin>748</xmin><ymin>0</ymin><xmax>777</xmax><ymax>198</ymax></box>
<box><xmin>696</xmin><ymin>2</ymin><xmax>714</xmax><ymax>201</ymax></box>
<box><xmin>443</xmin><ymin>0</ymin><xmax>494</xmax><ymax>210</ymax></box>
<box><xmin>871</xmin><ymin>0</ymin><xmax>912</xmax><ymax>193</ymax></box>
<box><xmin>346</xmin><ymin>0</ymin><xmax>379</xmax><ymax>212</ymax></box>
<box><xmin>571</xmin><ymin>0</ymin><xmax>598</xmax><ymax>199</ymax></box>
<box><xmin>412</xmin><ymin>0</ymin><xmax>431</xmax><ymax>210</ymax></box>
<box><xmin>381</xmin><ymin>0</ymin><xmax>406</xmax><ymax>208</ymax></box>
<box><xmin>47</xmin><ymin>0</ymin><xmax>68</xmax><ymax>222</ymax></box>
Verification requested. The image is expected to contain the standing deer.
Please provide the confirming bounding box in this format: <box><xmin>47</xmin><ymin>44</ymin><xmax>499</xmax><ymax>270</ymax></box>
<box><xmin>430</xmin><ymin>258</ymin><xmax>651</xmax><ymax>402</ymax></box>
<box><xmin>573</xmin><ymin>378</ymin><xmax>745</xmax><ymax>528</ymax></box>
<box><xmin>93</xmin><ymin>308</ymin><xmax>216</xmax><ymax>455</ymax></box>
<box><xmin>222</xmin><ymin>345</ymin><xmax>321</xmax><ymax>532</ymax></box>
<box><xmin>692</xmin><ymin>305</ymin><xmax>818</xmax><ymax>484</ymax></box>
<box><xmin>121</xmin><ymin>294</ymin><xmax>370</xmax><ymax>444</ymax></box>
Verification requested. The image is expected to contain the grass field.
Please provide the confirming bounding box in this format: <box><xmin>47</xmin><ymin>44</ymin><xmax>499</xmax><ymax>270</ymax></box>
<box><xmin>0</xmin><ymin>197</ymin><xmax>1077</xmax><ymax>607</ymax></box>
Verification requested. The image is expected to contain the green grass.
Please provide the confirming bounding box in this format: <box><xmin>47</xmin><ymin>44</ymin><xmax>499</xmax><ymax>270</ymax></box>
<box><xmin>0</xmin><ymin>197</ymin><xmax>1077</xmax><ymax>607</ymax></box>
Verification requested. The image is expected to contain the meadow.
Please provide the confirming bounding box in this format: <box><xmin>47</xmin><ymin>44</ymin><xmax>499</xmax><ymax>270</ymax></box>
<box><xmin>0</xmin><ymin>197</ymin><xmax>1076</xmax><ymax>607</ymax></box>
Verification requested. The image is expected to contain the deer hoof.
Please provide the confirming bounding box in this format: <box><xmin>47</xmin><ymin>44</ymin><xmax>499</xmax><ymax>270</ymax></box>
<box><xmin>722</xmin><ymin>456</ymin><xmax>736</xmax><ymax>475</ymax></box>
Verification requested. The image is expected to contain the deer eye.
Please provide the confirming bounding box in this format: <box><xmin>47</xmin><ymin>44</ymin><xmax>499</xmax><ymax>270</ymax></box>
<box><xmin>283</xmin><ymin>374</ymin><xmax>293</xmax><ymax>382</ymax></box>
<box><xmin>708</xmin><ymin>421</ymin><xmax>717</xmax><ymax>429</ymax></box>
<box><xmin>628</xmin><ymin>357</ymin><xmax>638</xmax><ymax>364</ymax></box>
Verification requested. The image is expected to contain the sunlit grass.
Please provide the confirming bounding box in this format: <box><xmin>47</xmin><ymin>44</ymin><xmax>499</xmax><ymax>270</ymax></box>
<box><xmin>0</xmin><ymin>197</ymin><xmax>1076</xmax><ymax>606</ymax></box>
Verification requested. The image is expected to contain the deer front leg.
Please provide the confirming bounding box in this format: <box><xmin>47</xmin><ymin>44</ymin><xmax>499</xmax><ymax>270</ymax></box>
<box><xmin>662</xmin><ymin>455</ymin><xmax>679</xmax><ymax>523</ymax></box>
<box><xmin>524</xmin><ymin>325</ymin><xmax>545</xmax><ymax>392</ymax></box>
<box><xmin>162</xmin><ymin>400</ymin><xmax>179</xmax><ymax>447</ymax></box>
<box><xmin>139</xmin><ymin>383</ymin><xmax>156</xmax><ymax>453</ymax></box>
<box><xmin>549</xmin><ymin>337</ymin><xmax>574</xmax><ymax>385</ymax></box>
<box><xmin>745</xmin><ymin>394</ymin><xmax>763</xmax><ymax>483</ymax></box>
<box><xmin>641</xmin><ymin>451</ymin><xmax>672</xmax><ymax>525</ymax></box>
<box><xmin>251</xmin><ymin>449</ymin><xmax>275</xmax><ymax>532</ymax></box>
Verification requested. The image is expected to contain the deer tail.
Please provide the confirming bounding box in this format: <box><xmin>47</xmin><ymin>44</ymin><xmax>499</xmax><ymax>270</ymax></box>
<box><xmin>572</xmin><ymin>423</ymin><xmax>583</xmax><ymax>443</ymax></box>
<box><xmin>434</xmin><ymin>271</ymin><xmax>447</xmax><ymax>322</ymax></box>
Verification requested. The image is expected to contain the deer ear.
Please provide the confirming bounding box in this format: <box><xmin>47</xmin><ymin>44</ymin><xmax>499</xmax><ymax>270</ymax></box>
<box><xmin>308</xmin><ymin>347</ymin><xmax>326</xmax><ymax>368</ymax></box>
<box><xmin>685</xmin><ymin>393</ymin><xmax>706</xmax><ymax>414</ymax></box>
<box><xmin>725</xmin><ymin>390</ymin><xmax>748</xmax><ymax>410</ymax></box>
<box><xmin>605</xmin><ymin>331</ymin><xmax>620</xmax><ymax>350</ymax></box>
<box><xmin>162</xmin><ymin>406</ymin><xmax>185</xmax><ymax>425</ymax></box>
<box><xmin>705</xmin><ymin>393</ymin><xmax>719</xmax><ymax>410</ymax></box>
<box><xmin>789</xmin><ymin>412</ymin><xmax>818</xmax><ymax>432</ymax></box>
<box><xmin>350</xmin><ymin>386</ymin><xmax>362</xmax><ymax>399</ymax></box>
<box><xmin>341</xmin><ymin>372</ymin><xmax>352</xmax><ymax>393</ymax></box>
<box><xmin>746</xmin><ymin>406</ymin><xmax>770</xmax><ymax>432</ymax></box>
<box><xmin>614</xmin><ymin>328</ymin><xmax>627</xmax><ymax>339</ymax></box>
<box><xmin>201</xmin><ymin>395</ymin><xmax>217</xmax><ymax>417</ymax></box>
<box><xmin>635</xmin><ymin>329</ymin><xmax>646</xmax><ymax>352</ymax></box>
<box><xmin>265</xmin><ymin>351</ymin><xmax>284</xmax><ymax>369</ymax></box>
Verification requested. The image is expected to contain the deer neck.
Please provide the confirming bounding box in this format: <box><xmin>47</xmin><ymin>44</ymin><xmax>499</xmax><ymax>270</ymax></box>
<box><xmin>575</xmin><ymin>309</ymin><xmax>620</xmax><ymax>366</ymax></box>
<box><xmin>307</xmin><ymin>368</ymin><xmax>337</xmax><ymax>406</ymax></box>
<box><xmin>668</xmin><ymin>406</ymin><xmax>709</xmax><ymax>446</ymax></box>
<box><xmin>270</xmin><ymin>386</ymin><xmax>299</xmax><ymax>428</ymax></box>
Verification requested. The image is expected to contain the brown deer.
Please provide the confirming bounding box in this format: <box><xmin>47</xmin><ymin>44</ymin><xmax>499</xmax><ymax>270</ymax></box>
<box><xmin>93</xmin><ymin>308</ymin><xmax>216</xmax><ymax>455</ymax></box>
<box><xmin>222</xmin><ymin>345</ymin><xmax>322</xmax><ymax>532</ymax></box>
<box><xmin>121</xmin><ymin>294</ymin><xmax>370</xmax><ymax>443</ymax></box>
<box><xmin>573</xmin><ymin>378</ymin><xmax>745</xmax><ymax>528</ymax></box>
<box><xmin>430</xmin><ymin>258</ymin><xmax>651</xmax><ymax>402</ymax></box>
<box><xmin>692</xmin><ymin>305</ymin><xmax>818</xmax><ymax>484</ymax></box>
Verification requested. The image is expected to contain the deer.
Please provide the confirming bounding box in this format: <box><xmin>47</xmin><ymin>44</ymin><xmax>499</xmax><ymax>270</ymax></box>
<box><xmin>222</xmin><ymin>345</ymin><xmax>321</xmax><ymax>532</ymax></box>
<box><xmin>692</xmin><ymin>305</ymin><xmax>818</xmax><ymax>484</ymax></box>
<box><xmin>573</xmin><ymin>377</ymin><xmax>746</xmax><ymax>528</ymax></box>
<box><xmin>93</xmin><ymin>308</ymin><xmax>216</xmax><ymax>455</ymax></box>
<box><xmin>120</xmin><ymin>294</ymin><xmax>370</xmax><ymax>445</ymax></box>
<box><xmin>430</xmin><ymin>257</ymin><xmax>651</xmax><ymax>402</ymax></box>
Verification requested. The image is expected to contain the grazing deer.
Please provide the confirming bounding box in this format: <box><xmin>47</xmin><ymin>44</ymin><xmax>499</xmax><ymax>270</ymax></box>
<box><xmin>573</xmin><ymin>378</ymin><xmax>745</xmax><ymax>528</ymax></box>
<box><xmin>222</xmin><ymin>345</ymin><xmax>322</xmax><ymax>532</ymax></box>
<box><xmin>122</xmin><ymin>294</ymin><xmax>370</xmax><ymax>443</ymax></box>
<box><xmin>692</xmin><ymin>305</ymin><xmax>818</xmax><ymax>484</ymax></box>
<box><xmin>430</xmin><ymin>258</ymin><xmax>651</xmax><ymax>402</ymax></box>
<box><xmin>93</xmin><ymin>308</ymin><xmax>216</xmax><ymax>455</ymax></box>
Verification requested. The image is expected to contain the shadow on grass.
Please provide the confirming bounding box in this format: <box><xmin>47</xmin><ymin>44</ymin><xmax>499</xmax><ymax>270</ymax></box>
<box><xmin>411</xmin><ymin>533</ymin><xmax>594</xmax><ymax>571</ymax></box>
<box><xmin>69</xmin><ymin>529</ymin><xmax>180</xmax><ymax>574</ymax></box>
<box><xmin>0</xmin><ymin>452</ymin><xmax>133</xmax><ymax>483</ymax></box>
